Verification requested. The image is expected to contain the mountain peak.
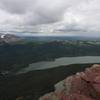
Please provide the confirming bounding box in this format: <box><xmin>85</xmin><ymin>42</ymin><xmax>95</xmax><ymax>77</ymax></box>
<box><xmin>0</xmin><ymin>33</ymin><xmax>21</xmax><ymax>43</ymax></box>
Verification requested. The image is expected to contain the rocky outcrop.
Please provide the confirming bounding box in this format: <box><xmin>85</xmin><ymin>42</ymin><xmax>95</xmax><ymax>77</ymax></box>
<box><xmin>39</xmin><ymin>64</ymin><xmax>100</xmax><ymax>100</ymax></box>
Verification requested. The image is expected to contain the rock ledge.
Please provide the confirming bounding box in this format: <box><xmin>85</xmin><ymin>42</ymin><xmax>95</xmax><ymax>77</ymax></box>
<box><xmin>39</xmin><ymin>64</ymin><xmax>100</xmax><ymax>100</ymax></box>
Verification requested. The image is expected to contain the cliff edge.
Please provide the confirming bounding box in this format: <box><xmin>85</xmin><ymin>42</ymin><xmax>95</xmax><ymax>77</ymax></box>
<box><xmin>39</xmin><ymin>64</ymin><xmax>100</xmax><ymax>100</ymax></box>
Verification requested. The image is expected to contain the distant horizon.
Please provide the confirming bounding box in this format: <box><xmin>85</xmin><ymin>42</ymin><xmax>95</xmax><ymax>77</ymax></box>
<box><xmin>1</xmin><ymin>31</ymin><xmax>100</xmax><ymax>38</ymax></box>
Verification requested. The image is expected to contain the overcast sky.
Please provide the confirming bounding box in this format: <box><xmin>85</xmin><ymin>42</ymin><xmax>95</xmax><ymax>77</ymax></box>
<box><xmin>0</xmin><ymin>0</ymin><xmax>100</xmax><ymax>36</ymax></box>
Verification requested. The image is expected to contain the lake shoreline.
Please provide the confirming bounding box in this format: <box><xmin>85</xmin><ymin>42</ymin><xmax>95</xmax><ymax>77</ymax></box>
<box><xmin>18</xmin><ymin>56</ymin><xmax>100</xmax><ymax>74</ymax></box>
<box><xmin>0</xmin><ymin>63</ymin><xmax>99</xmax><ymax>100</ymax></box>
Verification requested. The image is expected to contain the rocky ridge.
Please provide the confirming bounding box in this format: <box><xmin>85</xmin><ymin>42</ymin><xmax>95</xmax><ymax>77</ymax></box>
<box><xmin>0</xmin><ymin>33</ymin><xmax>21</xmax><ymax>43</ymax></box>
<box><xmin>39</xmin><ymin>64</ymin><xmax>100</xmax><ymax>100</ymax></box>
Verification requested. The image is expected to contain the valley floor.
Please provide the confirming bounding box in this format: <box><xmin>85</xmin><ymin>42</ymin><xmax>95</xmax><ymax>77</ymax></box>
<box><xmin>0</xmin><ymin>63</ymin><xmax>97</xmax><ymax>100</ymax></box>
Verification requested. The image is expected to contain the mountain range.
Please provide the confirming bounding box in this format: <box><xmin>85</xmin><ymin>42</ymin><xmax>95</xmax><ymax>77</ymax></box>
<box><xmin>0</xmin><ymin>33</ymin><xmax>21</xmax><ymax>44</ymax></box>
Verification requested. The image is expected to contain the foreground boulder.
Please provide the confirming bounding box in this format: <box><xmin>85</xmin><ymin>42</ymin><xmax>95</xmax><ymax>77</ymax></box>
<box><xmin>39</xmin><ymin>64</ymin><xmax>100</xmax><ymax>100</ymax></box>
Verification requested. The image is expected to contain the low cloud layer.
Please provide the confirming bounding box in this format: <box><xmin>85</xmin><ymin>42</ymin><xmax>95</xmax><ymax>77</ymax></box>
<box><xmin>0</xmin><ymin>0</ymin><xmax>100</xmax><ymax>36</ymax></box>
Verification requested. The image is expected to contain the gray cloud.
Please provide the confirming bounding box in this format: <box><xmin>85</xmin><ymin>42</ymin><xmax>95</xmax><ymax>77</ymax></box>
<box><xmin>0</xmin><ymin>0</ymin><xmax>34</xmax><ymax>14</ymax></box>
<box><xmin>0</xmin><ymin>0</ymin><xmax>68</xmax><ymax>25</ymax></box>
<box><xmin>0</xmin><ymin>0</ymin><xmax>100</xmax><ymax>36</ymax></box>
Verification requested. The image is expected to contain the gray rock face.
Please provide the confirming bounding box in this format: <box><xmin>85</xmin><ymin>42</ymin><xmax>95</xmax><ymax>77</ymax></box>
<box><xmin>0</xmin><ymin>33</ymin><xmax>21</xmax><ymax>43</ymax></box>
<box><xmin>39</xmin><ymin>64</ymin><xmax>100</xmax><ymax>100</ymax></box>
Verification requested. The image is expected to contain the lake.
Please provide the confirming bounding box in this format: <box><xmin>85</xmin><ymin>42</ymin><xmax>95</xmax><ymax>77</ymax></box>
<box><xmin>18</xmin><ymin>56</ymin><xmax>100</xmax><ymax>74</ymax></box>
